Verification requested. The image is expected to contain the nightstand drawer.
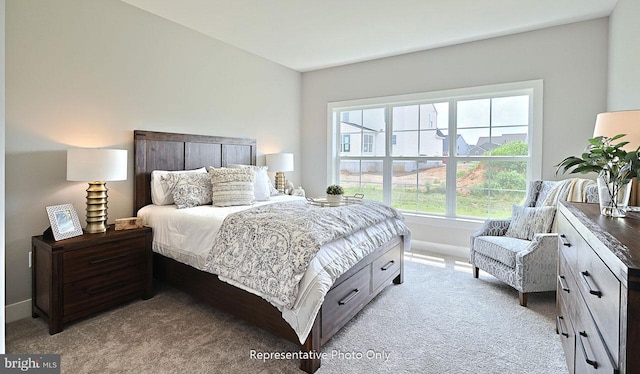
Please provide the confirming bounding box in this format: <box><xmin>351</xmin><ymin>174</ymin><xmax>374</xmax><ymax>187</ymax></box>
<box><xmin>577</xmin><ymin>244</ymin><xmax>620</xmax><ymax>362</ymax></box>
<box><xmin>63</xmin><ymin>237</ymin><xmax>147</xmax><ymax>283</ymax></box>
<box><xmin>63</xmin><ymin>264</ymin><xmax>145</xmax><ymax>321</ymax></box>
<box><xmin>372</xmin><ymin>245</ymin><xmax>401</xmax><ymax>291</ymax></box>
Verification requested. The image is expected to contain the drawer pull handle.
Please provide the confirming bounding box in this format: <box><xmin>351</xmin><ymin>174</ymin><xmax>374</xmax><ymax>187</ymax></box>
<box><xmin>578</xmin><ymin>331</ymin><xmax>599</xmax><ymax>369</ymax></box>
<box><xmin>89</xmin><ymin>253</ymin><xmax>128</xmax><ymax>265</ymax></box>
<box><xmin>380</xmin><ymin>260</ymin><xmax>395</xmax><ymax>271</ymax></box>
<box><xmin>557</xmin><ymin>275</ymin><xmax>570</xmax><ymax>293</ymax></box>
<box><xmin>87</xmin><ymin>281</ymin><xmax>127</xmax><ymax>295</ymax></box>
<box><xmin>338</xmin><ymin>289</ymin><xmax>360</xmax><ymax>305</ymax></box>
<box><xmin>559</xmin><ymin>234</ymin><xmax>571</xmax><ymax>247</ymax></box>
<box><xmin>580</xmin><ymin>271</ymin><xmax>603</xmax><ymax>297</ymax></box>
<box><xmin>556</xmin><ymin>315</ymin><xmax>569</xmax><ymax>338</ymax></box>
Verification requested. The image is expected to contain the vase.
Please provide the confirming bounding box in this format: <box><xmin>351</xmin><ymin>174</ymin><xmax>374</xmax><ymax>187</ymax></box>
<box><xmin>326</xmin><ymin>194</ymin><xmax>342</xmax><ymax>207</ymax></box>
<box><xmin>597</xmin><ymin>171</ymin><xmax>632</xmax><ymax>217</ymax></box>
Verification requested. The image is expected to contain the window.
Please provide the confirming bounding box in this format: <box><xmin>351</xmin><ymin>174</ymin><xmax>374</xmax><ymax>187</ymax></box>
<box><xmin>329</xmin><ymin>81</ymin><xmax>542</xmax><ymax>219</ymax></box>
<box><xmin>341</xmin><ymin>135</ymin><xmax>351</xmax><ymax>152</ymax></box>
<box><xmin>363</xmin><ymin>134</ymin><xmax>374</xmax><ymax>153</ymax></box>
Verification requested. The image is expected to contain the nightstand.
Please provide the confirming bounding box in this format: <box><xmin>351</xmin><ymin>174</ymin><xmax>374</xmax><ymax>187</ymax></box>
<box><xmin>32</xmin><ymin>226</ymin><xmax>153</xmax><ymax>334</ymax></box>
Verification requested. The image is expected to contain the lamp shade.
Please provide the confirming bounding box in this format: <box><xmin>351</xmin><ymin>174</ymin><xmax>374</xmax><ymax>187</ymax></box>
<box><xmin>266</xmin><ymin>153</ymin><xmax>294</xmax><ymax>172</ymax></box>
<box><xmin>67</xmin><ymin>148</ymin><xmax>128</xmax><ymax>182</ymax></box>
<box><xmin>593</xmin><ymin>110</ymin><xmax>640</xmax><ymax>151</ymax></box>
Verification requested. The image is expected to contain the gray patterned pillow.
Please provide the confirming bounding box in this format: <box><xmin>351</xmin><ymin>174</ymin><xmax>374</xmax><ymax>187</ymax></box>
<box><xmin>163</xmin><ymin>172</ymin><xmax>213</xmax><ymax>209</ymax></box>
<box><xmin>209</xmin><ymin>168</ymin><xmax>255</xmax><ymax>207</ymax></box>
<box><xmin>505</xmin><ymin>205</ymin><xmax>556</xmax><ymax>240</ymax></box>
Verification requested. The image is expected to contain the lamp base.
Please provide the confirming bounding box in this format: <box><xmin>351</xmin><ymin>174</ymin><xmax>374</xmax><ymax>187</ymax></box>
<box><xmin>275</xmin><ymin>172</ymin><xmax>286</xmax><ymax>193</ymax></box>
<box><xmin>84</xmin><ymin>181</ymin><xmax>109</xmax><ymax>233</ymax></box>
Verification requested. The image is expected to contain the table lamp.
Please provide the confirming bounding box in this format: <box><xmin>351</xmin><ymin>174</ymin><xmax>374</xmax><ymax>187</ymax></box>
<box><xmin>593</xmin><ymin>110</ymin><xmax>640</xmax><ymax>205</ymax></box>
<box><xmin>266</xmin><ymin>153</ymin><xmax>294</xmax><ymax>193</ymax></box>
<box><xmin>67</xmin><ymin>148</ymin><xmax>128</xmax><ymax>233</ymax></box>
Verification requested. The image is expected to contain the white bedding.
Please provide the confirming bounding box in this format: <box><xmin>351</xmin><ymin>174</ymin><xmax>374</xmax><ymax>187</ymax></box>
<box><xmin>138</xmin><ymin>196</ymin><xmax>410</xmax><ymax>344</ymax></box>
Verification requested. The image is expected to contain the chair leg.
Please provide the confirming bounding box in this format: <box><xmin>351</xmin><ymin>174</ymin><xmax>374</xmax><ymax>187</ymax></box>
<box><xmin>519</xmin><ymin>292</ymin><xmax>528</xmax><ymax>307</ymax></box>
<box><xmin>472</xmin><ymin>265</ymin><xmax>479</xmax><ymax>278</ymax></box>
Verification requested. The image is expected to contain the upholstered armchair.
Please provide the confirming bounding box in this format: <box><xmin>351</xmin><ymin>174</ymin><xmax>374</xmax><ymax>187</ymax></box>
<box><xmin>470</xmin><ymin>179</ymin><xmax>598</xmax><ymax>307</ymax></box>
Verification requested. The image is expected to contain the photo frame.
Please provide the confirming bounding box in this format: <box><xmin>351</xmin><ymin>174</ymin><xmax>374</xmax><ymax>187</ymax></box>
<box><xmin>46</xmin><ymin>204</ymin><xmax>83</xmax><ymax>241</ymax></box>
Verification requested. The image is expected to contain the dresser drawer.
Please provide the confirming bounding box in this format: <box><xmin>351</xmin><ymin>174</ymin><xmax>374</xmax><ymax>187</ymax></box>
<box><xmin>558</xmin><ymin>252</ymin><xmax>579</xmax><ymax>327</ymax></box>
<box><xmin>322</xmin><ymin>265</ymin><xmax>371</xmax><ymax>339</ymax></box>
<box><xmin>557</xmin><ymin>292</ymin><xmax>576</xmax><ymax>374</ymax></box>
<box><xmin>372</xmin><ymin>245</ymin><xmax>401</xmax><ymax>291</ymax></box>
<box><xmin>63</xmin><ymin>237</ymin><xmax>147</xmax><ymax>283</ymax></box>
<box><xmin>574</xmin><ymin>304</ymin><xmax>618</xmax><ymax>374</ymax></box>
<box><xmin>63</xmin><ymin>264</ymin><xmax>145</xmax><ymax>321</ymax></box>
<box><xmin>577</xmin><ymin>244</ymin><xmax>621</xmax><ymax>362</ymax></box>
<box><xmin>558</xmin><ymin>214</ymin><xmax>580</xmax><ymax>271</ymax></box>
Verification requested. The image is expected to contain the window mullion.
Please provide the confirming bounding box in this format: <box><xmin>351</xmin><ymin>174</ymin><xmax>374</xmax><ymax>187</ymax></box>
<box><xmin>383</xmin><ymin>105</ymin><xmax>392</xmax><ymax>205</ymax></box>
<box><xmin>445</xmin><ymin>99</ymin><xmax>457</xmax><ymax>217</ymax></box>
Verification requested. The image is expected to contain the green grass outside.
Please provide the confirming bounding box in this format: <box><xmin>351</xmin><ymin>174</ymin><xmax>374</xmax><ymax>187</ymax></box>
<box><xmin>343</xmin><ymin>185</ymin><xmax>524</xmax><ymax>219</ymax></box>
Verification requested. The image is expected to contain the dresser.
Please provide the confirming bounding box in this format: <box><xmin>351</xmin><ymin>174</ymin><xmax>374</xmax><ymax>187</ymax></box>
<box><xmin>32</xmin><ymin>226</ymin><xmax>153</xmax><ymax>334</ymax></box>
<box><xmin>556</xmin><ymin>202</ymin><xmax>640</xmax><ymax>374</ymax></box>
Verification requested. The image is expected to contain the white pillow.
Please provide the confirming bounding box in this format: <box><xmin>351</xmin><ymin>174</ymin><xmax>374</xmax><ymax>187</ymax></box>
<box><xmin>150</xmin><ymin>168</ymin><xmax>207</xmax><ymax>205</ymax></box>
<box><xmin>209</xmin><ymin>168</ymin><xmax>255</xmax><ymax>207</ymax></box>
<box><xmin>228</xmin><ymin>164</ymin><xmax>271</xmax><ymax>201</ymax></box>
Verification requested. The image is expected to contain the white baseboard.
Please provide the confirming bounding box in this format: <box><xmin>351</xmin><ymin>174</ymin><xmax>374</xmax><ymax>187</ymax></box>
<box><xmin>409</xmin><ymin>239</ymin><xmax>469</xmax><ymax>261</ymax></box>
<box><xmin>5</xmin><ymin>299</ymin><xmax>31</xmax><ymax>323</ymax></box>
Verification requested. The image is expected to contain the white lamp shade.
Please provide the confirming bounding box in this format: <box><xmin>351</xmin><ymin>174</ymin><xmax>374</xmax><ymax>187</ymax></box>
<box><xmin>67</xmin><ymin>148</ymin><xmax>128</xmax><ymax>182</ymax></box>
<box><xmin>593</xmin><ymin>110</ymin><xmax>640</xmax><ymax>151</ymax></box>
<box><xmin>266</xmin><ymin>153</ymin><xmax>294</xmax><ymax>172</ymax></box>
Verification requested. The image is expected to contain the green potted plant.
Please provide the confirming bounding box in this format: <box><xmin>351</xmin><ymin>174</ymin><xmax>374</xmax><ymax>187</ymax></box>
<box><xmin>326</xmin><ymin>184</ymin><xmax>344</xmax><ymax>206</ymax></box>
<box><xmin>556</xmin><ymin>134</ymin><xmax>640</xmax><ymax>217</ymax></box>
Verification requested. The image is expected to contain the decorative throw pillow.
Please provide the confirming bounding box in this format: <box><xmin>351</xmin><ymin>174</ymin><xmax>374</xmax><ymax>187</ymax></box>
<box><xmin>163</xmin><ymin>172</ymin><xmax>213</xmax><ymax>209</ymax></box>
<box><xmin>505</xmin><ymin>205</ymin><xmax>557</xmax><ymax>240</ymax></box>
<box><xmin>209</xmin><ymin>168</ymin><xmax>255</xmax><ymax>207</ymax></box>
<box><xmin>151</xmin><ymin>168</ymin><xmax>207</xmax><ymax>205</ymax></box>
<box><xmin>228</xmin><ymin>164</ymin><xmax>271</xmax><ymax>201</ymax></box>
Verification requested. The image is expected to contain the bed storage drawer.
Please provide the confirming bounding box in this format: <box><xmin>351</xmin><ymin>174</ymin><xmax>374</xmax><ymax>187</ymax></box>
<box><xmin>321</xmin><ymin>265</ymin><xmax>371</xmax><ymax>339</ymax></box>
<box><xmin>372</xmin><ymin>245</ymin><xmax>401</xmax><ymax>292</ymax></box>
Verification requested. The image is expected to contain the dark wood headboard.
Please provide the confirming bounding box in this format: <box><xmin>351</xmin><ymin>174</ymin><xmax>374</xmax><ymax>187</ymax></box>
<box><xmin>133</xmin><ymin>130</ymin><xmax>257</xmax><ymax>212</ymax></box>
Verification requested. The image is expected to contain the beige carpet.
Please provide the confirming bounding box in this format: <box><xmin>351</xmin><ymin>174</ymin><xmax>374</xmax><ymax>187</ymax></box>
<box><xmin>6</xmin><ymin>252</ymin><xmax>567</xmax><ymax>374</ymax></box>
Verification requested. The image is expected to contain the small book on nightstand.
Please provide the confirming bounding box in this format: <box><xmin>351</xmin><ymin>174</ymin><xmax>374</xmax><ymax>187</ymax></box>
<box><xmin>114</xmin><ymin>217</ymin><xmax>143</xmax><ymax>231</ymax></box>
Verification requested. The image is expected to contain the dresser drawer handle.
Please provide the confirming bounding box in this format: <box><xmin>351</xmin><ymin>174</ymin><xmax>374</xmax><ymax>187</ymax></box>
<box><xmin>578</xmin><ymin>331</ymin><xmax>599</xmax><ymax>369</ymax></box>
<box><xmin>87</xmin><ymin>281</ymin><xmax>127</xmax><ymax>295</ymax></box>
<box><xmin>580</xmin><ymin>271</ymin><xmax>603</xmax><ymax>297</ymax></box>
<box><xmin>557</xmin><ymin>275</ymin><xmax>570</xmax><ymax>293</ymax></box>
<box><xmin>89</xmin><ymin>253</ymin><xmax>128</xmax><ymax>265</ymax></box>
<box><xmin>380</xmin><ymin>260</ymin><xmax>395</xmax><ymax>271</ymax></box>
<box><xmin>556</xmin><ymin>316</ymin><xmax>569</xmax><ymax>338</ymax></box>
<box><xmin>338</xmin><ymin>289</ymin><xmax>360</xmax><ymax>305</ymax></box>
<box><xmin>559</xmin><ymin>234</ymin><xmax>571</xmax><ymax>247</ymax></box>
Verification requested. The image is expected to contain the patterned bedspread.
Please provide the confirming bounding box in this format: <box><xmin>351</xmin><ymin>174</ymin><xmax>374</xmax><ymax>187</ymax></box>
<box><xmin>204</xmin><ymin>200</ymin><xmax>409</xmax><ymax>309</ymax></box>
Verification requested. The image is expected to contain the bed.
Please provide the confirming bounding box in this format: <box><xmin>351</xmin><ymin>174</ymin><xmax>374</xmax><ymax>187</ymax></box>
<box><xmin>133</xmin><ymin>130</ymin><xmax>408</xmax><ymax>372</ymax></box>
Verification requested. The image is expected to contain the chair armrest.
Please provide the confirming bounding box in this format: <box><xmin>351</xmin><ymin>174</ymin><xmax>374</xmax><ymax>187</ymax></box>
<box><xmin>472</xmin><ymin>218</ymin><xmax>511</xmax><ymax>239</ymax></box>
<box><xmin>517</xmin><ymin>233</ymin><xmax>558</xmax><ymax>261</ymax></box>
<box><xmin>515</xmin><ymin>233</ymin><xmax>559</xmax><ymax>292</ymax></box>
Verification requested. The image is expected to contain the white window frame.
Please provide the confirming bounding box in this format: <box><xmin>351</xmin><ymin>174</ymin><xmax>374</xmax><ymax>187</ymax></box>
<box><xmin>326</xmin><ymin>80</ymin><xmax>543</xmax><ymax>221</ymax></box>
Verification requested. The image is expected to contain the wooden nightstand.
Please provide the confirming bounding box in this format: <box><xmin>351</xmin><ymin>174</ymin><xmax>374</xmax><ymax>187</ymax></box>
<box><xmin>32</xmin><ymin>226</ymin><xmax>153</xmax><ymax>334</ymax></box>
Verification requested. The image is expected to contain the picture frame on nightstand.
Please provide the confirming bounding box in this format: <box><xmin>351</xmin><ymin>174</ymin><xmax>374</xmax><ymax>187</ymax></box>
<box><xmin>46</xmin><ymin>203</ymin><xmax>83</xmax><ymax>241</ymax></box>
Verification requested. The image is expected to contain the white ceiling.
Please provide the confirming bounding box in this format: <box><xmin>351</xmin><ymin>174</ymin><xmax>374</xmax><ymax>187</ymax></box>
<box><xmin>121</xmin><ymin>0</ymin><xmax>618</xmax><ymax>72</ymax></box>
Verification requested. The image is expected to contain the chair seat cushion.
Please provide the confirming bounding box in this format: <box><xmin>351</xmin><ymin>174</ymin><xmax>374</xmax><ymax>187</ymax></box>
<box><xmin>473</xmin><ymin>236</ymin><xmax>532</xmax><ymax>268</ymax></box>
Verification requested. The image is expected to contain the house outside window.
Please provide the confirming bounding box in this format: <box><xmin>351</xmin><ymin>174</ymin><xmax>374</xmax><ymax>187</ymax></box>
<box><xmin>329</xmin><ymin>80</ymin><xmax>542</xmax><ymax>219</ymax></box>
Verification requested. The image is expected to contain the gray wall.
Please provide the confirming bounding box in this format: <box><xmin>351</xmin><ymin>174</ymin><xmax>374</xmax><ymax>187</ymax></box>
<box><xmin>608</xmin><ymin>0</ymin><xmax>640</xmax><ymax>111</ymax></box>
<box><xmin>1</xmin><ymin>0</ymin><xmax>6</xmax><ymax>352</ymax></box>
<box><xmin>301</xmin><ymin>19</ymin><xmax>609</xmax><ymax>248</ymax></box>
<box><xmin>5</xmin><ymin>0</ymin><xmax>301</xmax><ymax>312</ymax></box>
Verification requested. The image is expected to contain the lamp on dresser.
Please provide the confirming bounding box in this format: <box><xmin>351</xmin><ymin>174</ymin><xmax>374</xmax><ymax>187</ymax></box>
<box><xmin>266</xmin><ymin>153</ymin><xmax>294</xmax><ymax>193</ymax></box>
<box><xmin>592</xmin><ymin>110</ymin><xmax>640</xmax><ymax>205</ymax></box>
<box><xmin>66</xmin><ymin>148</ymin><xmax>127</xmax><ymax>233</ymax></box>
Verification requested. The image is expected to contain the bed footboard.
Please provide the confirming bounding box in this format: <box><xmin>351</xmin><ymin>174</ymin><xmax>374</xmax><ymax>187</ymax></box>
<box><xmin>153</xmin><ymin>235</ymin><xmax>404</xmax><ymax>373</ymax></box>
